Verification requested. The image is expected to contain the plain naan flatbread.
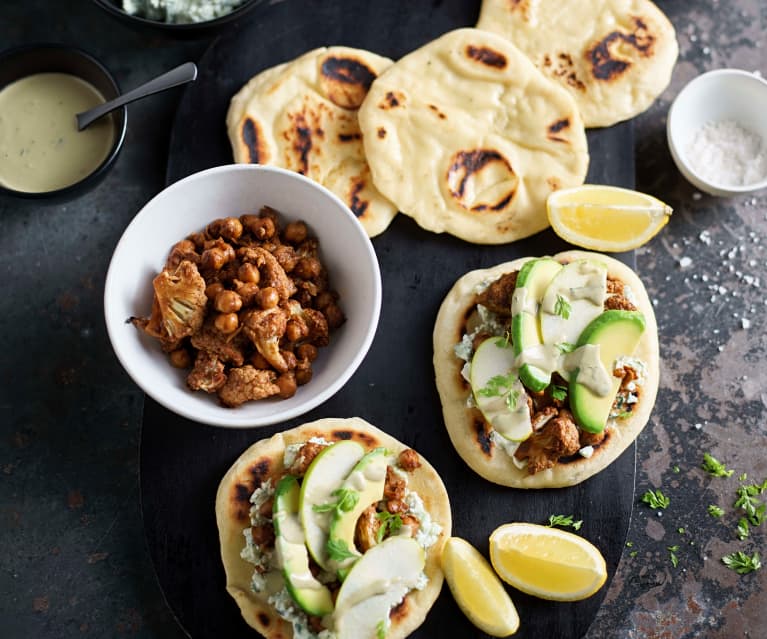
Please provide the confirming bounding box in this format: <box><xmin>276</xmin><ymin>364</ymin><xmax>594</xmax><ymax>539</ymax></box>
<box><xmin>227</xmin><ymin>47</ymin><xmax>398</xmax><ymax>238</ymax></box>
<box><xmin>433</xmin><ymin>251</ymin><xmax>659</xmax><ymax>488</ymax></box>
<box><xmin>358</xmin><ymin>28</ymin><xmax>589</xmax><ymax>245</ymax></box>
<box><xmin>476</xmin><ymin>0</ymin><xmax>678</xmax><ymax>128</ymax></box>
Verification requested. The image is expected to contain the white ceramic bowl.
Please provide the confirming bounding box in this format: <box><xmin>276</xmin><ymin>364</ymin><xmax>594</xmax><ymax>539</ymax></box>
<box><xmin>667</xmin><ymin>69</ymin><xmax>767</xmax><ymax>197</ymax></box>
<box><xmin>104</xmin><ymin>164</ymin><xmax>382</xmax><ymax>428</ymax></box>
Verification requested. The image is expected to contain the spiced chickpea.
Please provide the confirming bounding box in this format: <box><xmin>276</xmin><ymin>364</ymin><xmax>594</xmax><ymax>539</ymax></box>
<box><xmin>243</xmin><ymin>215</ymin><xmax>276</xmax><ymax>240</ymax></box>
<box><xmin>296</xmin><ymin>343</ymin><xmax>318</xmax><ymax>362</ymax></box>
<box><xmin>168</xmin><ymin>348</ymin><xmax>192</xmax><ymax>369</ymax></box>
<box><xmin>205</xmin><ymin>281</ymin><xmax>225</xmax><ymax>301</ymax></box>
<box><xmin>201</xmin><ymin>247</ymin><xmax>228</xmax><ymax>271</ymax></box>
<box><xmin>283</xmin><ymin>221</ymin><xmax>308</xmax><ymax>244</ymax></box>
<box><xmin>214</xmin><ymin>312</ymin><xmax>239</xmax><ymax>334</ymax></box>
<box><xmin>295</xmin><ymin>364</ymin><xmax>313</xmax><ymax>386</ymax></box>
<box><xmin>323</xmin><ymin>303</ymin><xmax>345</xmax><ymax>329</ymax></box>
<box><xmin>256</xmin><ymin>287</ymin><xmax>280</xmax><ymax>309</ymax></box>
<box><xmin>285</xmin><ymin>320</ymin><xmax>307</xmax><ymax>343</ymax></box>
<box><xmin>251</xmin><ymin>352</ymin><xmax>271</xmax><ymax>369</ymax></box>
<box><xmin>187</xmin><ymin>232</ymin><xmax>206</xmax><ymax>249</ymax></box>
<box><xmin>235</xmin><ymin>281</ymin><xmax>260</xmax><ymax>307</ymax></box>
<box><xmin>276</xmin><ymin>372</ymin><xmax>298</xmax><ymax>399</ymax></box>
<box><xmin>207</xmin><ymin>217</ymin><xmax>243</xmax><ymax>241</ymax></box>
<box><xmin>282</xmin><ymin>350</ymin><xmax>298</xmax><ymax>371</ymax></box>
<box><xmin>215</xmin><ymin>290</ymin><xmax>243</xmax><ymax>314</ymax></box>
<box><xmin>238</xmin><ymin>262</ymin><xmax>260</xmax><ymax>284</ymax></box>
<box><xmin>315</xmin><ymin>291</ymin><xmax>336</xmax><ymax>311</ymax></box>
<box><xmin>294</xmin><ymin>257</ymin><xmax>321</xmax><ymax>280</ymax></box>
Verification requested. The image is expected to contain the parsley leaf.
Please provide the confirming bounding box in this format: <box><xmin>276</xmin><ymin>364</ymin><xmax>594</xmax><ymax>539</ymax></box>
<box><xmin>376</xmin><ymin>620</ymin><xmax>387</xmax><ymax>639</ymax></box>
<box><xmin>673</xmin><ymin>465</ymin><xmax>681</xmax><ymax>474</ymax></box>
<box><xmin>477</xmin><ymin>372</ymin><xmax>516</xmax><ymax>398</ymax></box>
<box><xmin>547</xmin><ymin>514</ymin><xmax>583</xmax><ymax>530</ymax></box>
<box><xmin>701</xmin><ymin>453</ymin><xmax>734</xmax><ymax>478</ymax></box>
<box><xmin>313</xmin><ymin>488</ymin><xmax>360</xmax><ymax>514</ymax></box>
<box><xmin>554</xmin><ymin>295</ymin><xmax>572</xmax><ymax>319</ymax></box>
<box><xmin>495</xmin><ymin>331</ymin><xmax>512</xmax><ymax>348</ymax></box>
<box><xmin>326</xmin><ymin>538</ymin><xmax>358</xmax><ymax>562</ymax></box>
<box><xmin>707</xmin><ymin>504</ymin><xmax>725</xmax><ymax>518</ymax></box>
<box><xmin>555</xmin><ymin>341</ymin><xmax>576</xmax><ymax>354</ymax></box>
<box><xmin>737</xmin><ymin>517</ymin><xmax>750</xmax><ymax>540</ymax></box>
<box><xmin>722</xmin><ymin>551</ymin><xmax>761</xmax><ymax>575</ymax></box>
<box><xmin>667</xmin><ymin>545</ymin><xmax>680</xmax><ymax>568</ymax></box>
<box><xmin>615</xmin><ymin>410</ymin><xmax>633</xmax><ymax>419</ymax></box>
<box><xmin>641</xmin><ymin>489</ymin><xmax>670</xmax><ymax>510</ymax></box>
<box><xmin>375</xmin><ymin>511</ymin><xmax>403</xmax><ymax>543</ymax></box>
<box><xmin>734</xmin><ymin>479</ymin><xmax>767</xmax><ymax>526</ymax></box>
<box><xmin>550</xmin><ymin>384</ymin><xmax>568</xmax><ymax>401</ymax></box>
<box><xmin>505</xmin><ymin>389</ymin><xmax>521</xmax><ymax>411</ymax></box>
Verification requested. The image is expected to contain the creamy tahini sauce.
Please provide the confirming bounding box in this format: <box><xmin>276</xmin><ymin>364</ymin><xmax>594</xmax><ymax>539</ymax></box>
<box><xmin>0</xmin><ymin>73</ymin><xmax>115</xmax><ymax>192</ymax></box>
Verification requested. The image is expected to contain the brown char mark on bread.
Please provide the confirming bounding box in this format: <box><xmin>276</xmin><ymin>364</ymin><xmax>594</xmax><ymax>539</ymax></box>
<box><xmin>349</xmin><ymin>177</ymin><xmax>369</xmax><ymax>218</ymax></box>
<box><xmin>547</xmin><ymin>117</ymin><xmax>571</xmax><ymax>143</ymax></box>
<box><xmin>379</xmin><ymin>90</ymin><xmax>405</xmax><ymax>110</ymax></box>
<box><xmin>465</xmin><ymin>44</ymin><xmax>508</xmax><ymax>69</ymax></box>
<box><xmin>286</xmin><ymin>111</ymin><xmax>315</xmax><ymax>175</ymax></box>
<box><xmin>586</xmin><ymin>17</ymin><xmax>657</xmax><ymax>82</ymax></box>
<box><xmin>320</xmin><ymin>54</ymin><xmax>378</xmax><ymax>109</ymax></box>
<box><xmin>241</xmin><ymin>117</ymin><xmax>269</xmax><ymax>164</ymax></box>
<box><xmin>473</xmin><ymin>414</ymin><xmax>495</xmax><ymax>457</ymax></box>
<box><xmin>446</xmin><ymin>149</ymin><xmax>518</xmax><ymax>212</ymax></box>
<box><xmin>230</xmin><ymin>456</ymin><xmax>273</xmax><ymax>521</ymax></box>
<box><xmin>330</xmin><ymin>428</ymin><xmax>380</xmax><ymax>448</ymax></box>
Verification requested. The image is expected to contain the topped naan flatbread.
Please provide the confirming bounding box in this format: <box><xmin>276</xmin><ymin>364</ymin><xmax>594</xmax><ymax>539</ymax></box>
<box><xmin>357</xmin><ymin>28</ymin><xmax>589</xmax><ymax>245</ymax></box>
<box><xmin>476</xmin><ymin>0</ymin><xmax>678</xmax><ymax>128</ymax></box>
<box><xmin>227</xmin><ymin>47</ymin><xmax>398</xmax><ymax>238</ymax></box>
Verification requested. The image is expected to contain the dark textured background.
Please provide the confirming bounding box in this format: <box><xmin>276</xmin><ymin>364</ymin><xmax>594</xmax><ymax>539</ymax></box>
<box><xmin>1</xmin><ymin>2</ymin><xmax>765</xmax><ymax>638</ymax></box>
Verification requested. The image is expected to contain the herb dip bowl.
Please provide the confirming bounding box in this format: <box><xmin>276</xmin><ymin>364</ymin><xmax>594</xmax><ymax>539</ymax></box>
<box><xmin>104</xmin><ymin>164</ymin><xmax>382</xmax><ymax>428</ymax></box>
<box><xmin>0</xmin><ymin>44</ymin><xmax>126</xmax><ymax>200</ymax></box>
<box><xmin>666</xmin><ymin>69</ymin><xmax>767</xmax><ymax>197</ymax></box>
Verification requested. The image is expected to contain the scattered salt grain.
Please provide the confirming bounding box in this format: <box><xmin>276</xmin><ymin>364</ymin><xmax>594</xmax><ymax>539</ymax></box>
<box><xmin>742</xmin><ymin>317</ymin><xmax>752</xmax><ymax>329</ymax></box>
<box><xmin>694</xmin><ymin>423</ymin><xmax>703</xmax><ymax>430</ymax></box>
<box><xmin>685</xmin><ymin>120</ymin><xmax>767</xmax><ymax>186</ymax></box>
<box><xmin>678</xmin><ymin>256</ymin><xmax>693</xmax><ymax>268</ymax></box>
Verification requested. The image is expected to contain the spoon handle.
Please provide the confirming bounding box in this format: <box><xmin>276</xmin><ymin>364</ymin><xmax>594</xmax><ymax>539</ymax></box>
<box><xmin>76</xmin><ymin>62</ymin><xmax>198</xmax><ymax>130</ymax></box>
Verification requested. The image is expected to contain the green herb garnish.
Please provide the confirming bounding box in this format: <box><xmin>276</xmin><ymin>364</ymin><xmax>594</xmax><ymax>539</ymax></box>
<box><xmin>326</xmin><ymin>538</ymin><xmax>357</xmax><ymax>562</ymax></box>
<box><xmin>547</xmin><ymin>514</ymin><xmax>583</xmax><ymax>530</ymax></box>
<box><xmin>615</xmin><ymin>411</ymin><xmax>633</xmax><ymax>419</ymax></box>
<box><xmin>505</xmin><ymin>389</ymin><xmax>521</xmax><ymax>411</ymax></box>
<box><xmin>629</xmin><ymin>550</ymin><xmax>638</xmax><ymax>558</ymax></box>
<box><xmin>554</xmin><ymin>295</ymin><xmax>571</xmax><ymax>319</ymax></box>
<box><xmin>555</xmin><ymin>342</ymin><xmax>576</xmax><ymax>353</ymax></box>
<box><xmin>677</xmin><ymin>527</ymin><xmax>685</xmax><ymax>535</ymax></box>
<box><xmin>701</xmin><ymin>453</ymin><xmax>734</xmax><ymax>478</ymax></box>
<box><xmin>641</xmin><ymin>489</ymin><xmax>670</xmax><ymax>510</ymax></box>
<box><xmin>550</xmin><ymin>384</ymin><xmax>568</xmax><ymax>401</ymax></box>
<box><xmin>376</xmin><ymin>620</ymin><xmax>387</xmax><ymax>639</ymax></box>
<box><xmin>375</xmin><ymin>511</ymin><xmax>403</xmax><ymax>543</ymax></box>
<box><xmin>667</xmin><ymin>545</ymin><xmax>680</xmax><ymax>568</ymax></box>
<box><xmin>722</xmin><ymin>551</ymin><xmax>761</xmax><ymax>575</ymax></box>
<box><xmin>313</xmin><ymin>488</ymin><xmax>360</xmax><ymax>514</ymax></box>
<box><xmin>707</xmin><ymin>505</ymin><xmax>724</xmax><ymax>518</ymax></box>
<box><xmin>477</xmin><ymin>372</ymin><xmax>516</xmax><ymax>398</ymax></box>
<box><xmin>734</xmin><ymin>478</ymin><xmax>767</xmax><ymax>526</ymax></box>
<box><xmin>495</xmin><ymin>331</ymin><xmax>512</xmax><ymax>348</ymax></box>
<box><xmin>672</xmin><ymin>465</ymin><xmax>680</xmax><ymax>474</ymax></box>
<box><xmin>737</xmin><ymin>517</ymin><xmax>750</xmax><ymax>540</ymax></box>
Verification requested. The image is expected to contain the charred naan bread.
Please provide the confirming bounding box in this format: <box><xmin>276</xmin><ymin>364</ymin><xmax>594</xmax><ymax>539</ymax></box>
<box><xmin>358</xmin><ymin>28</ymin><xmax>589</xmax><ymax>245</ymax></box>
<box><xmin>433</xmin><ymin>251</ymin><xmax>659</xmax><ymax>488</ymax></box>
<box><xmin>227</xmin><ymin>47</ymin><xmax>398</xmax><ymax>238</ymax></box>
<box><xmin>216</xmin><ymin>417</ymin><xmax>451</xmax><ymax>638</ymax></box>
<box><xmin>476</xmin><ymin>0</ymin><xmax>678</xmax><ymax>128</ymax></box>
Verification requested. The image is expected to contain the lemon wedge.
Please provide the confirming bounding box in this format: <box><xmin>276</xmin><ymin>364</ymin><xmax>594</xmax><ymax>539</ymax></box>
<box><xmin>442</xmin><ymin>537</ymin><xmax>520</xmax><ymax>637</ymax></box>
<box><xmin>547</xmin><ymin>184</ymin><xmax>672</xmax><ymax>252</ymax></box>
<box><xmin>489</xmin><ymin>523</ymin><xmax>607</xmax><ymax>602</ymax></box>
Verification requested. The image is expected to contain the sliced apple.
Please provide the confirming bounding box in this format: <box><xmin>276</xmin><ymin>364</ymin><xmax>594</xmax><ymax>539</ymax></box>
<box><xmin>470</xmin><ymin>337</ymin><xmax>532</xmax><ymax>442</ymax></box>
<box><xmin>511</xmin><ymin>258</ymin><xmax>562</xmax><ymax>391</ymax></box>
<box><xmin>569</xmin><ymin>310</ymin><xmax>645</xmax><ymax>433</ymax></box>
<box><xmin>299</xmin><ymin>441</ymin><xmax>366</xmax><ymax>570</ymax></box>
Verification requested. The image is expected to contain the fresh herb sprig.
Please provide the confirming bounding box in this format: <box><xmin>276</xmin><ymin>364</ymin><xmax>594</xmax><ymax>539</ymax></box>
<box><xmin>701</xmin><ymin>453</ymin><xmax>734</xmax><ymax>478</ymax></box>
<box><xmin>667</xmin><ymin>545</ymin><xmax>680</xmax><ymax>568</ymax></box>
<box><xmin>375</xmin><ymin>511</ymin><xmax>403</xmax><ymax>543</ymax></box>
<box><xmin>734</xmin><ymin>478</ymin><xmax>767</xmax><ymax>526</ymax></box>
<box><xmin>326</xmin><ymin>538</ymin><xmax>357</xmax><ymax>562</ymax></box>
<box><xmin>547</xmin><ymin>514</ymin><xmax>583</xmax><ymax>530</ymax></box>
<box><xmin>707</xmin><ymin>504</ymin><xmax>724</xmax><ymax>518</ymax></box>
<box><xmin>313</xmin><ymin>488</ymin><xmax>360</xmax><ymax>514</ymax></box>
<box><xmin>554</xmin><ymin>295</ymin><xmax>572</xmax><ymax>319</ymax></box>
<box><xmin>550</xmin><ymin>384</ymin><xmax>568</xmax><ymax>401</ymax></box>
<box><xmin>722</xmin><ymin>551</ymin><xmax>761</xmax><ymax>575</ymax></box>
<box><xmin>641</xmin><ymin>489</ymin><xmax>670</xmax><ymax>510</ymax></box>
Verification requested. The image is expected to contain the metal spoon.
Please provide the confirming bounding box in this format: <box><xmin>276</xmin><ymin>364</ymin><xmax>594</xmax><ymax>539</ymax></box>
<box><xmin>76</xmin><ymin>62</ymin><xmax>198</xmax><ymax>130</ymax></box>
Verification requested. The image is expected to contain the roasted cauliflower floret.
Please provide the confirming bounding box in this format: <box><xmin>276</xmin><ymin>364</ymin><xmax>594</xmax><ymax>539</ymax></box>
<box><xmin>241</xmin><ymin>307</ymin><xmax>289</xmax><ymax>372</ymax></box>
<box><xmin>217</xmin><ymin>365</ymin><xmax>280</xmax><ymax>407</ymax></box>
<box><xmin>514</xmin><ymin>409</ymin><xmax>581</xmax><ymax>475</ymax></box>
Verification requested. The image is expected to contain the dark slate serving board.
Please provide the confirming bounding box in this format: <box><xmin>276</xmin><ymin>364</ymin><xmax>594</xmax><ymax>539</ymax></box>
<box><xmin>140</xmin><ymin>1</ymin><xmax>637</xmax><ymax>638</ymax></box>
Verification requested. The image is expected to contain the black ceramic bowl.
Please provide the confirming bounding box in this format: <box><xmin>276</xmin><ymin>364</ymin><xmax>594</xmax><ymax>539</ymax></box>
<box><xmin>0</xmin><ymin>44</ymin><xmax>127</xmax><ymax>200</ymax></box>
<box><xmin>91</xmin><ymin>0</ymin><xmax>263</xmax><ymax>38</ymax></box>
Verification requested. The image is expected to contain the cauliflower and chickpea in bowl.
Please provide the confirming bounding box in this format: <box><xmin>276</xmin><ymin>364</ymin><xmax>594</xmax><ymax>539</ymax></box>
<box><xmin>104</xmin><ymin>164</ymin><xmax>382</xmax><ymax>428</ymax></box>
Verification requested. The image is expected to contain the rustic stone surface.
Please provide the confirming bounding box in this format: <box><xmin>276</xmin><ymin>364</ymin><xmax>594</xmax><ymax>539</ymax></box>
<box><xmin>1</xmin><ymin>2</ymin><xmax>765</xmax><ymax>638</ymax></box>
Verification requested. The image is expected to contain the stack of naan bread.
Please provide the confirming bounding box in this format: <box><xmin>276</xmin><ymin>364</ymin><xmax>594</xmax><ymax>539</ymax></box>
<box><xmin>226</xmin><ymin>0</ymin><xmax>677</xmax><ymax>244</ymax></box>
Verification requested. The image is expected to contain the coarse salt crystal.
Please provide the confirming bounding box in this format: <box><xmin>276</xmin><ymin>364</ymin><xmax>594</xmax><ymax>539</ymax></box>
<box><xmin>678</xmin><ymin>256</ymin><xmax>693</xmax><ymax>268</ymax></box>
<box><xmin>742</xmin><ymin>317</ymin><xmax>751</xmax><ymax>329</ymax></box>
<box><xmin>685</xmin><ymin>120</ymin><xmax>767</xmax><ymax>186</ymax></box>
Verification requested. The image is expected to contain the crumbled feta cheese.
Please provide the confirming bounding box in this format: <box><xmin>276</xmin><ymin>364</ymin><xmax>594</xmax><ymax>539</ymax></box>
<box><xmin>414</xmin><ymin>571</ymin><xmax>429</xmax><ymax>591</ymax></box>
<box><xmin>283</xmin><ymin>437</ymin><xmax>331</xmax><ymax>468</ymax></box>
<box><xmin>579</xmin><ymin>446</ymin><xmax>594</xmax><ymax>459</ymax></box>
<box><xmin>248</xmin><ymin>478</ymin><xmax>275</xmax><ymax>525</ymax></box>
<box><xmin>460</xmin><ymin>361</ymin><xmax>471</xmax><ymax>382</ymax></box>
<box><xmin>251</xmin><ymin>571</ymin><xmax>267</xmax><ymax>593</ymax></box>
<box><xmin>241</xmin><ymin>528</ymin><xmax>273</xmax><ymax>571</ymax></box>
<box><xmin>404</xmin><ymin>491</ymin><xmax>442</xmax><ymax>550</ymax></box>
<box><xmin>267</xmin><ymin>589</ymin><xmax>337</xmax><ymax>639</ymax></box>
<box><xmin>614</xmin><ymin>357</ymin><xmax>647</xmax><ymax>385</ymax></box>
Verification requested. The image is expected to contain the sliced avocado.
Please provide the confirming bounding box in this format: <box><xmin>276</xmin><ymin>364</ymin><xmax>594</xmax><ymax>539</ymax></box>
<box><xmin>569</xmin><ymin>310</ymin><xmax>645</xmax><ymax>433</ymax></box>
<box><xmin>511</xmin><ymin>258</ymin><xmax>562</xmax><ymax>391</ymax></box>
<box><xmin>470</xmin><ymin>337</ymin><xmax>532</xmax><ymax>442</ymax></box>
<box><xmin>299</xmin><ymin>441</ymin><xmax>365</xmax><ymax>570</ymax></box>
<box><xmin>326</xmin><ymin>448</ymin><xmax>389</xmax><ymax>576</ymax></box>
<box><xmin>273</xmin><ymin>476</ymin><xmax>334</xmax><ymax>616</ymax></box>
<box><xmin>539</xmin><ymin>259</ymin><xmax>608</xmax><ymax>353</ymax></box>
<box><xmin>333</xmin><ymin>537</ymin><xmax>424</xmax><ymax>639</ymax></box>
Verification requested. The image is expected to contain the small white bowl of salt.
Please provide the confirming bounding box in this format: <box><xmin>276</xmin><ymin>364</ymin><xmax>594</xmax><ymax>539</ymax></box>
<box><xmin>667</xmin><ymin>68</ymin><xmax>767</xmax><ymax>197</ymax></box>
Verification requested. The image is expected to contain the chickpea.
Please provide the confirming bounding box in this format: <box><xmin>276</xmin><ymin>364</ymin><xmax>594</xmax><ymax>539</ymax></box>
<box><xmin>243</xmin><ymin>216</ymin><xmax>276</xmax><ymax>240</ymax></box>
<box><xmin>205</xmin><ymin>281</ymin><xmax>224</xmax><ymax>300</ymax></box>
<box><xmin>251</xmin><ymin>352</ymin><xmax>271</xmax><ymax>369</ymax></box>
<box><xmin>208</xmin><ymin>217</ymin><xmax>243</xmax><ymax>241</ymax></box>
<box><xmin>281</xmin><ymin>350</ymin><xmax>298</xmax><ymax>371</ymax></box>
<box><xmin>214</xmin><ymin>312</ymin><xmax>239</xmax><ymax>334</ymax></box>
<box><xmin>187</xmin><ymin>232</ymin><xmax>206</xmax><ymax>249</ymax></box>
<box><xmin>168</xmin><ymin>348</ymin><xmax>192</xmax><ymax>369</ymax></box>
<box><xmin>283</xmin><ymin>221</ymin><xmax>308</xmax><ymax>244</ymax></box>
<box><xmin>256</xmin><ymin>287</ymin><xmax>280</xmax><ymax>309</ymax></box>
<box><xmin>276</xmin><ymin>372</ymin><xmax>298</xmax><ymax>399</ymax></box>
<box><xmin>323</xmin><ymin>303</ymin><xmax>345</xmax><ymax>329</ymax></box>
<box><xmin>315</xmin><ymin>291</ymin><xmax>336</xmax><ymax>310</ymax></box>
<box><xmin>296</xmin><ymin>343</ymin><xmax>318</xmax><ymax>362</ymax></box>
<box><xmin>215</xmin><ymin>290</ymin><xmax>243</xmax><ymax>313</ymax></box>
<box><xmin>295</xmin><ymin>365</ymin><xmax>313</xmax><ymax>386</ymax></box>
<box><xmin>235</xmin><ymin>281</ymin><xmax>260</xmax><ymax>307</ymax></box>
<box><xmin>285</xmin><ymin>320</ymin><xmax>307</xmax><ymax>343</ymax></box>
<box><xmin>238</xmin><ymin>262</ymin><xmax>260</xmax><ymax>284</ymax></box>
<box><xmin>201</xmin><ymin>247</ymin><xmax>227</xmax><ymax>270</ymax></box>
<box><xmin>294</xmin><ymin>257</ymin><xmax>321</xmax><ymax>280</ymax></box>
